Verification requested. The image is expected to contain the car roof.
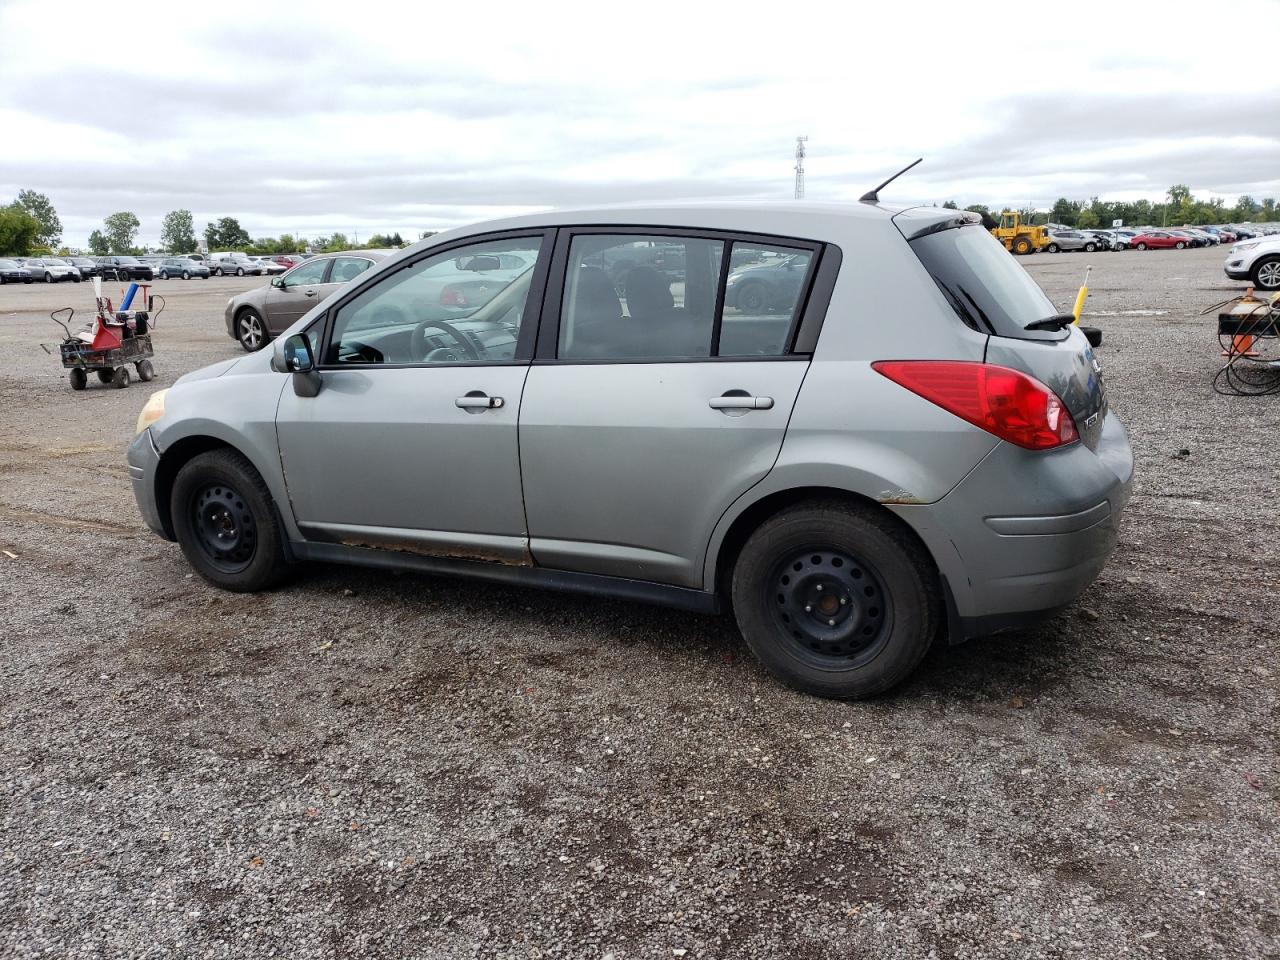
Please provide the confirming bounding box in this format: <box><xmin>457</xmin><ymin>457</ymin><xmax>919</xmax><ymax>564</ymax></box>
<box><xmin>414</xmin><ymin>200</ymin><xmax>910</xmax><ymax>248</ymax></box>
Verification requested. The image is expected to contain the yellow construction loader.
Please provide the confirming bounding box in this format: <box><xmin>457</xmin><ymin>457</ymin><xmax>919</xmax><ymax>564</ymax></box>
<box><xmin>990</xmin><ymin>211</ymin><xmax>1049</xmax><ymax>255</ymax></box>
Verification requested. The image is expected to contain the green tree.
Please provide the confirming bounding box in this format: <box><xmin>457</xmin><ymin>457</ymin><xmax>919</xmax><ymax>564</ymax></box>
<box><xmin>963</xmin><ymin>204</ymin><xmax>990</xmax><ymax>217</ymax></box>
<box><xmin>0</xmin><ymin>206</ymin><xmax>40</xmax><ymax>256</ymax></box>
<box><xmin>87</xmin><ymin>229</ymin><xmax>109</xmax><ymax>256</ymax></box>
<box><xmin>941</xmin><ymin>200</ymin><xmax>958</xmax><ymax>210</ymax></box>
<box><xmin>1076</xmin><ymin>208</ymin><xmax>1100</xmax><ymax>229</ymax></box>
<box><xmin>1260</xmin><ymin>198</ymin><xmax>1277</xmax><ymax>222</ymax></box>
<box><xmin>1167</xmin><ymin>184</ymin><xmax>1191</xmax><ymax>207</ymax></box>
<box><xmin>160</xmin><ymin>209</ymin><xmax>198</xmax><ymax>253</ymax></box>
<box><xmin>324</xmin><ymin>232</ymin><xmax>349</xmax><ymax>252</ymax></box>
<box><xmin>1050</xmin><ymin>197</ymin><xmax>1081</xmax><ymax>226</ymax></box>
<box><xmin>13</xmin><ymin>189</ymin><xmax>62</xmax><ymax>247</ymax></box>
<box><xmin>103</xmin><ymin>211</ymin><xmax>140</xmax><ymax>253</ymax></box>
<box><xmin>204</xmin><ymin>217</ymin><xmax>251</xmax><ymax>250</ymax></box>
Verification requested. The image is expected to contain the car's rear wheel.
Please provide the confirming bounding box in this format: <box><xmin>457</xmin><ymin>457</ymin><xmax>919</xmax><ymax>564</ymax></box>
<box><xmin>171</xmin><ymin>449</ymin><xmax>288</xmax><ymax>592</ymax></box>
<box><xmin>1253</xmin><ymin>257</ymin><xmax>1280</xmax><ymax>290</ymax></box>
<box><xmin>236</xmin><ymin>309</ymin><xmax>267</xmax><ymax>352</ymax></box>
<box><xmin>731</xmin><ymin>500</ymin><xmax>939</xmax><ymax>699</ymax></box>
<box><xmin>159</xmin><ymin>270</ymin><xmax>169</xmax><ymax>280</ymax></box>
<box><xmin>1045</xmin><ymin>243</ymin><xmax>1059</xmax><ymax>253</ymax></box>
<box><xmin>182</xmin><ymin>270</ymin><xmax>190</xmax><ymax>280</ymax></box>
<box><xmin>736</xmin><ymin>281</ymin><xmax>768</xmax><ymax>312</ymax></box>
<box><xmin>1084</xmin><ymin>242</ymin><xmax>1096</xmax><ymax>252</ymax></box>
<box><xmin>213</xmin><ymin>268</ymin><xmax>223</xmax><ymax>277</ymax></box>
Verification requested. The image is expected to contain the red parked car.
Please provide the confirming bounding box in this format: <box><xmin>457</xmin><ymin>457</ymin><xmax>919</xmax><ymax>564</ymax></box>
<box><xmin>270</xmin><ymin>255</ymin><xmax>306</xmax><ymax>268</ymax></box>
<box><xmin>1129</xmin><ymin>231</ymin><xmax>1189</xmax><ymax>250</ymax></box>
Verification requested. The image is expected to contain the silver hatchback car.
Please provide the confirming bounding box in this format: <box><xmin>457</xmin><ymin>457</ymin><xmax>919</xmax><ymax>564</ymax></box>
<box><xmin>128</xmin><ymin>202</ymin><xmax>1132</xmax><ymax>698</ymax></box>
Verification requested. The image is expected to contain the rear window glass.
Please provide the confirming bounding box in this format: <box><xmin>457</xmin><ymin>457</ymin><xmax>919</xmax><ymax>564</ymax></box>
<box><xmin>910</xmin><ymin>224</ymin><xmax>1063</xmax><ymax>341</ymax></box>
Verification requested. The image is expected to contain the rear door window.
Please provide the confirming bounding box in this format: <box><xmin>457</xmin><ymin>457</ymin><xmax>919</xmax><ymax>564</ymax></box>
<box><xmin>909</xmin><ymin>223</ymin><xmax>1063</xmax><ymax>341</ymax></box>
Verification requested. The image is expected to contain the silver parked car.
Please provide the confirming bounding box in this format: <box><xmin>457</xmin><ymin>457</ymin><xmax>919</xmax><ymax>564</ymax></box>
<box><xmin>1043</xmin><ymin>231</ymin><xmax>1099</xmax><ymax>253</ymax></box>
<box><xmin>208</xmin><ymin>254</ymin><xmax>262</xmax><ymax>277</ymax></box>
<box><xmin>129</xmin><ymin>202</ymin><xmax>1133</xmax><ymax>699</ymax></box>
<box><xmin>23</xmin><ymin>257</ymin><xmax>81</xmax><ymax>282</ymax></box>
<box><xmin>224</xmin><ymin>251</ymin><xmax>388</xmax><ymax>351</ymax></box>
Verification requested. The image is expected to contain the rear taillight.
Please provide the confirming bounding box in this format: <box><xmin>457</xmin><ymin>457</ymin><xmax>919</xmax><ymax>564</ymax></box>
<box><xmin>872</xmin><ymin>360</ymin><xmax>1079</xmax><ymax>450</ymax></box>
<box><xmin>440</xmin><ymin>287</ymin><xmax>468</xmax><ymax>307</ymax></box>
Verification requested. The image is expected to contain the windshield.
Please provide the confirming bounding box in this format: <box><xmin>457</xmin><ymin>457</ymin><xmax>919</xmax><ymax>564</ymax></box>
<box><xmin>910</xmin><ymin>223</ymin><xmax>1063</xmax><ymax>342</ymax></box>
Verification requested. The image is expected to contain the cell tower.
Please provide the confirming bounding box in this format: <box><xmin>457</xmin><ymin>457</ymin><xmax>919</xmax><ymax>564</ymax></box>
<box><xmin>794</xmin><ymin>136</ymin><xmax>809</xmax><ymax>200</ymax></box>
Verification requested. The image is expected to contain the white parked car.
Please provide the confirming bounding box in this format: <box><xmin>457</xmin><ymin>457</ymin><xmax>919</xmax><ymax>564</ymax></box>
<box><xmin>250</xmin><ymin>257</ymin><xmax>286</xmax><ymax>275</ymax></box>
<box><xmin>1224</xmin><ymin>235</ymin><xmax>1280</xmax><ymax>290</ymax></box>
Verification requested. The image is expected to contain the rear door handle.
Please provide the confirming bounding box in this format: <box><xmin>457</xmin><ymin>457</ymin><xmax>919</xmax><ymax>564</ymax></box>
<box><xmin>455</xmin><ymin>394</ymin><xmax>505</xmax><ymax>409</ymax></box>
<box><xmin>709</xmin><ymin>395</ymin><xmax>773</xmax><ymax>410</ymax></box>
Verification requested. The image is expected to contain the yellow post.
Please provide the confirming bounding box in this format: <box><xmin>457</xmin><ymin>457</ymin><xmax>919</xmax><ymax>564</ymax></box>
<box><xmin>1072</xmin><ymin>265</ymin><xmax>1092</xmax><ymax>324</ymax></box>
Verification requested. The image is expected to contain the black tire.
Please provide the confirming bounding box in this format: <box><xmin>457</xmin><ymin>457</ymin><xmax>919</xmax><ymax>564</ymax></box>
<box><xmin>1045</xmin><ymin>243</ymin><xmax>1059</xmax><ymax>253</ymax></box>
<box><xmin>1135</xmin><ymin>242</ymin><xmax>1147</xmax><ymax>250</ymax></box>
<box><xmin>235</xmin><ymin>267</ymin><xmax>245</xmax><ymax>277</ymax></box>
<box><xmin>1253</xmin><ymin>257</ymin><xmax>1280</xmax><ymax>291</ymax></box>
<box><xmin>136</xmin><ymin>359</ymin><xmax>155</xmax><ymax>382</ymax></box>
<box><xmin>44</xmin><ymin>272</ymin><xmax>53</xmax><ymax>283</ymax></box>
<box><xmin>170</xmin><ymin>449</ymin><xmax>288</xmax><ymax>591</ymax></box>
<box><xmin>113</xmin><ymin>366</ymin><xmax>131</xmax><ymax>389</ymax></box>
<box><xmin>159</xmin><ymin>270</ymin><xmax>169</xmax><ymax>280</ymax></box>
<box><xmin>1175</xmin><ymin>241</ymin><xmax>1186</xmax><ymax>249</ymax></box>
<box><xmin>72</xmin><ymin>274</ymin><xmax>81</xmax><ymax>283</ymax></box>
<box><xmin>1012</xmin><ymin>237</ymin><xmax>1033</xmax><ymax>255</ymax></box>
<box><xmin>735</xmin><ymin>281</ymin><xmax>768</xmax><ymax>312</ymax></box>
<box><xmin>96</xmin><ymin>368</ymin><xmax>115</xmax><ymax>384</ymax></box>
<box><xmin>214</xmin><ymin>268</ymin><xmax>223</xmax><ymax>277</ymax></box>
<box><xmin>1084</xmin><ymin>243</ymin><xmax>1096</xmax><ymax>252</ymax></box>
<box><xmin>69</xmin><ymin>368</ymin><xmax>87</xmax><ymax>391</ymax></box>
<box><xmin>181</xmin><ymin>270</ymin><xmax>190</xmax><ymax>280</ymax></box>
<box><xmin>730</xmin><ymin>500</ymin><xmax>939</xmax><ymax>699</ymax></box>
<box><xmin>236</xmin><ymin>309</ymin><xmax>267</xmax><ymax>352</ymax></box>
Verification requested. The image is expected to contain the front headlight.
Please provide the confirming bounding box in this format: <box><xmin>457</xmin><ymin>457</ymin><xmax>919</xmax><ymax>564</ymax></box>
<box><xmin>136</xmin><ymin>389</ymin><xmax>168</xmax><ymax>435</ymax></box>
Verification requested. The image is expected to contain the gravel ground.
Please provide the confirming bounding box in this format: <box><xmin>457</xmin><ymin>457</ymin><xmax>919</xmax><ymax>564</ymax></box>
<box><xmin>1</xmin><ymin>250</ymin><xmax>1277</xmax><ymax>959</ymax></box>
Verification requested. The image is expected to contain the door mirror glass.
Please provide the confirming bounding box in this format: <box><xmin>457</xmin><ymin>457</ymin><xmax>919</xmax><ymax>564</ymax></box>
<box><xmin>282</xmin><ymin>333</ymin><xmax>314</xmax><ymax>372</ymax></box>
<box><xmin>271</xmin><ymin>276</ymin><xmax>284</xmax><ymax>288</ymax></box>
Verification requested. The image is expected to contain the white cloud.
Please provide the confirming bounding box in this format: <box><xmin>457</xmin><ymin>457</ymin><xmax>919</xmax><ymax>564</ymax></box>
<box><xmin>1</xmin><ymin>0</ymin><xmax>1276</xmax><ymax>247</ymax></box>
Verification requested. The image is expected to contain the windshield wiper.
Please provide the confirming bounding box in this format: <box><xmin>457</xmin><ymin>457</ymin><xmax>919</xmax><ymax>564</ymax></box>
<box><xmin>1024</xmin><ymin>313</ymin><xmax>1076</xmax><ymax>332</ymax></box>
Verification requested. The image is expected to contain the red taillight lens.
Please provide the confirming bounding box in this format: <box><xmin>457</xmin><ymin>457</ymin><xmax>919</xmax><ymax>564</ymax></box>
<box><xmin>440</xmin><ymin>287</ymin><xmax>468</xmax><ymax>307</ymax></box>
<box><xmin>872</xmin><ymin>361</ymin><xmax>1079</xmax><ymax>450</ymax></box>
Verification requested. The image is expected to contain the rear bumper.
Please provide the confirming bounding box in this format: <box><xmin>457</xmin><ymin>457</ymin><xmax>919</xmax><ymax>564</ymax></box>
<box><xmin>891</xmin><ymin>411</ymin><xmax>1133</xmax><ymax>640</ymax></box>
<box><xmin>127</xmin><ymin>428</ymin><xmax>171</xmax><ymax>540</ymax></box>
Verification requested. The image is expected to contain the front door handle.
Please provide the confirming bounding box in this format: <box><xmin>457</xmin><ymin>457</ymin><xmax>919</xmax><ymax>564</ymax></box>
<box><xmin>709</xmin><ymin>394</ymin><xmax>774</xmax><ymax>411</ymax></box>
<box><xmin>304</xmin><ymin>289</ymin><xmax>318</xmax><ymax>297</ymax></box>
<box><xmin>455</xmin><ymin>394</ymin><xmax>505</xmax><ymax>409</ymax></box>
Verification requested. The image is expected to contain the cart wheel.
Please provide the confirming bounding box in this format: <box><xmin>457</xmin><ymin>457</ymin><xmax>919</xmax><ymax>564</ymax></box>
<box><xmin>69</xmin><ymin>368</ymin><xmax>87</xmax><ymax>391</ymax></box>
<box><xmin>137</xmin><ymin>359</ymin><xmax>155</xmax><ymax>382</ymax></box>
<box><xmin>113</xmin><ymin>366</ymin><xmax>131</xmax><ymax>389</ymax></box>
<box><xmin>96</xmin><ymin>369</ymin><xmax>115</xmax><ymax>384</ymax></box>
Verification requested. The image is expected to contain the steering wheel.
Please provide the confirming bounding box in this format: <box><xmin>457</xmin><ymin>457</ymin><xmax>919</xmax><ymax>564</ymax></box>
<box><xmin>411</xmin><ymin>319</ymin><xmax>482</xmax><ymax>362</ymax></box>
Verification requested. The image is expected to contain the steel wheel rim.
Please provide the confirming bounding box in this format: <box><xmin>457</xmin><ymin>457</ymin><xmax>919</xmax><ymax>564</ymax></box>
<box><xmin>1259</xmin><ymin>262</ymin><xmax>1280</xmax><ymax>287</ymax></box>
<box><xmin>191</xmin><ymin>482</ymin><xmax>256</xmax><ymax>573</ymax></box>
<box><xmin>239</xmin><ymin>313</ymin><xmax>262</xmax><ymax>349</ymax></box>
<box><xmin>768</xmin><ymin>547</ymin><xmax>893</xmax><ymax>668</ymax></box>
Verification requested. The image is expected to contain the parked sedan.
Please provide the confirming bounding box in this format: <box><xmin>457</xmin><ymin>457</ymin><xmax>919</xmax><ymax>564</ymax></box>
<box><xmin>724</xmin><ymin>252</ymin><xmax>811</xmax><ymax>311</ymax></box>
<box><xmin>67</xmin><ymin>256</ymin><xmax>100</xmax><ymax>278</ymax></box>
<box><xmin>1043</xmin><ymin>231</ymin><xmax>1099</xmax><ymax>253</ymax></box>
<box><xmin>0</xmin><ymin>258</ymin><xmax>33</xmax><ymax>283</ymax></box>
<box><xmin>208</xmin><ymin>254</ymin><xmax>262</xmax><ymax>277</ymax></box>
<box><xmin>1166</xmin><ymin>230</ymin><xmax>1205</xmax><ymax>248</ymax></box>
<box><xmin>156</xmin><ymin>257</ymin><xmax>211</xmax><ymax>280</ymax></box>
<box><xmin>1129</xmin><ymin>232</ymin><xmax>1189</xmax><ymax>250</ymax></box>
<box><xmin>250</xmin><ymin>256</ymin><xmax>286</xmax><ymax>275</ymax></box>
<box><xmin>223</xmin><ymin>251</ymin><xmax>388</xmax><ymax>351</ymax></box>
<box><xmin>133</xmin><ymin>203</ymin><xmax>1132</xmax><ymax>700</ymax></box>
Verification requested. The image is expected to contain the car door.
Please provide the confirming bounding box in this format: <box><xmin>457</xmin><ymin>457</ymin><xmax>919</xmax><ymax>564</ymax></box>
<box><xmin>518</xmin><ymin>229</ymin><xmax>824</xmax><ymax>589</ymax></box>
<box><xmin>262</xmin><ymin>257</ymin><xmax>332</xmax><ymax>334</ymax></box>
<box><xmin>274</xmin><ymin>232</ymin><xmax>551</xmax><ymax>561</ymax></box>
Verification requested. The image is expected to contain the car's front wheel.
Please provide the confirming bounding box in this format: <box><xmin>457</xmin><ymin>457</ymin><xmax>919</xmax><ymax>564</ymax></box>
<box><xmin>44</xmin><ymin>272</ymin><xmax>53</xmax><ymax>283</ymax></box>
<box><xmin>731</xmin><ymin>500</ymin><xmax>939</xmax><ymax>699</ymax></box>
<box><xmin>1045</xmin><ymin>243</ymin><xmax>1059</xmax><ymax>253</ymax></box>
<box><xmin>182</xmin><ymin>270</ymin><xmax>191</xmax><ymax>280</ymax></box>
<box><xmin>236</xmin><ymin>267</ymin><xmax>245</xmax><ymax>277</ymax></box>
<box><xmin>171</xmin><ymin>449</ymin><xmax>288</xmax><ymax>592</ymax></box>
<box><xmin>236</xmin><ymin>308</ymin><xmax>267</xmax><ymax>352</ymax></box>
<box><xmin>1175</xmin><ymin>241</ymin><xmax>1186</xmax><ymax>249</ymax></box>
<box><xmin>735</xmin><ymin>281</ymin><xmax>768</xmax><ymax>312</ymax></box>
<box><xmin>1084</xmin><ymin>243</ymin><xmax>1096</xmax><ymax>252</ymax></box>
<box><xmin>1135</xmin><ymin>243</ymin><xmax>1147</xmax><ymax>250</ymax></box>
<box><xmin>1253</xmin><ymin>257</ymin><xmax>1280</xmax><ymax>290</ymax></box>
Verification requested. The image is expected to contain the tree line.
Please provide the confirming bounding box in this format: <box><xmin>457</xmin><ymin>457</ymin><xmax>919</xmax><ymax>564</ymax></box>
<box><xmin>0</xmin><ymin>190</ymin><xmax>425</xmax><ymax>257</ymax></box>
<box><xmin>946</xmin><ymin>185</ymin><xmax>1278</xmax><ymax>229</ymax></box>
<box><xmin>4</xmin><ymin>183</ymin><xmax>1276</xmax><ymax>259</ymax></box>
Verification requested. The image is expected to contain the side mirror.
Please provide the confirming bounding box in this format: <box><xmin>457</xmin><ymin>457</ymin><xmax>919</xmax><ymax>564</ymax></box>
<box><xmin>271</xmin><ymin>276</ymin><xmax>285</xmax><ymax>288</ymax></box>
<box><xmin>280</xmin><ymin>334</ymin><xmax>322</xmax><ymax>397</ymax></box>
<box><xmin>282</xmin><ymin>333</ymin><xmax>314</xmax><ymax>372</ymax></box>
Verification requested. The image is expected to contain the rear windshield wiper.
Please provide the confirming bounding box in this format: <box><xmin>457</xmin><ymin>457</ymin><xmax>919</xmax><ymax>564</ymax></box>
<box><xmin>1023</xmin><ymin>313</ymin><xmax>1076</xmax><ymax>332</ymax></box>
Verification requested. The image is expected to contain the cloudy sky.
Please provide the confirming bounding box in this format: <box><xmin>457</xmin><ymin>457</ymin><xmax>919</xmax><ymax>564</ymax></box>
<box><xmin>2</xmin><ymin>0</ymin><xmax>1277</xmax><ymax>249</ymax></box>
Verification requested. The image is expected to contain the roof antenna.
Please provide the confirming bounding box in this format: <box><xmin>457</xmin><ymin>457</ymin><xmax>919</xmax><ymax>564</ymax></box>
<box><xmin>859</xmin><ymin>158</ymin><xmax>923</xmax><ymax>203</ymax></box>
